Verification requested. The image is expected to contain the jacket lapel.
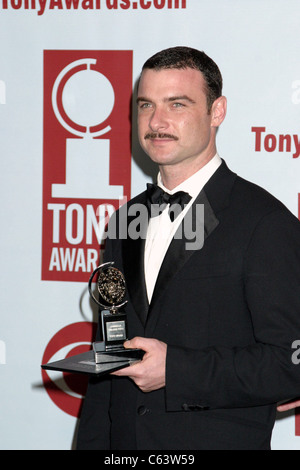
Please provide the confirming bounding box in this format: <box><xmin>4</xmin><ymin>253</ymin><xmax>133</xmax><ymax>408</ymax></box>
<box><xmin>147</xmin><ymin>160</ymin><xmax>237</xmax><ymax>329</ymax></box>
<box><xmin>122</xmin><ymin>192</ymin><xmax>149</xmax><ymax>325</ymax></box>
<box><xmin>147</xmin><ymin>190</ymin><xmax>219</xmax><ymax>323</ymax></box>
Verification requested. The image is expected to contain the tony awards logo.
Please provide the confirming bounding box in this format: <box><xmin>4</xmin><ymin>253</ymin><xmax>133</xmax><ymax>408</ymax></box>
<box><xmin>51</xmin><ymin>58</ymin><xmax>123</xmax><ymax>199</ymax></box>
<box><xmin>42</xmin><ymin>50</ymin><xmax>133</xmax><ymax>282</ymax></box>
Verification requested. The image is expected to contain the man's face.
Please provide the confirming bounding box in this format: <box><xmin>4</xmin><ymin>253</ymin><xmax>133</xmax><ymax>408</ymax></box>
<box><xmin>137</xmin><ymin>67</ymin><xmax>224</xmax><ymax>171</ymax></box>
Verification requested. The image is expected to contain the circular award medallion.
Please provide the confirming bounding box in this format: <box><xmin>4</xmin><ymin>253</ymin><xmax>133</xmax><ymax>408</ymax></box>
<box><xmin>88</xmin><ymin>262</ymin><xmax>127</xmax><ymax>311</ymax></box>
<box><xmin>97</xmin><ymin>266</ymin><xmax>126</xmax><ymax>306</ymax></box>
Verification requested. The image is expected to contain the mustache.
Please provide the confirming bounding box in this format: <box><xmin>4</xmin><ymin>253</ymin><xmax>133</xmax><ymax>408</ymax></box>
<box><xmin>144</xmin><ymin>132</ymin><xmax>179</xmax><ymax>141</ymax></box>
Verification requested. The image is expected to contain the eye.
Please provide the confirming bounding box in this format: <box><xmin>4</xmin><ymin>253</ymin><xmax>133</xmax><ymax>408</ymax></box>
<box><xmin>172</xmin><ymin>102</ymin><xmax>185</xmax><ymax>108</ymax></box>
<box><xmin>138</xmin><ymin>102</ymin><xmax>152</xmax><ymax>109</ymax></box>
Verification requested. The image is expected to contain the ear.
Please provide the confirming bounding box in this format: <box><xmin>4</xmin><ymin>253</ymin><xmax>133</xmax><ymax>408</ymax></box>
<box><xmin>210</xmin><ymin>96</ymin><xmax>227</xmax><ymax>128</ymax></box>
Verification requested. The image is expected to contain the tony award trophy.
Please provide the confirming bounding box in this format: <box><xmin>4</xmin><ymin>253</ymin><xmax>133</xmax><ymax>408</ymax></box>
<box><xmin>88</xmin><ymin>262</ymin><xmax>144</xmax><ymax>364</ymax></box>
<box><xmin>41</xmin><ymin>262</ymin><xmax>144</xmax><ymax>377</ymax></box>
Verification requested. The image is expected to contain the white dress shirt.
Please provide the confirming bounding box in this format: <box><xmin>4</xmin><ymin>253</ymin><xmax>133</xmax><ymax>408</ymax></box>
<box><xmin>144</xmin><ymin>154</ymin><xmax>222</xmax><ymax>302</ymax></box>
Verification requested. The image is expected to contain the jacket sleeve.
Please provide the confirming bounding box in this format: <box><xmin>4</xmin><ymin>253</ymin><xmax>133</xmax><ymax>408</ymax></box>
<box><xmin>165</xmin><ymin>208</ymin><xmax>300</xmax><ymax>411</ymax></box>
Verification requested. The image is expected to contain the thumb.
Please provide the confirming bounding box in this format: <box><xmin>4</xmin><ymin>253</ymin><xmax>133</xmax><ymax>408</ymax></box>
<box><xmin>123</xmin><ymin>336</ymin><xmax>147</xmax><ymax>351</ymax></box>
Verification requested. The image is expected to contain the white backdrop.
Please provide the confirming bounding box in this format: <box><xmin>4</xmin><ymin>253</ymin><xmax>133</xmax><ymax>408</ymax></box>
<box><xmin>1</xmin><ymin>0</ymin><xmax>300</xmax><ymax>450</ymax></box>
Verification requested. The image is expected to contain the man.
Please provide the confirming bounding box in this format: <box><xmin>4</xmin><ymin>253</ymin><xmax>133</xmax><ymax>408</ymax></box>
<box><xmin>77</xmin><ymin>46</ymin><xmax>300</xmax><ymax>450</ymax></box>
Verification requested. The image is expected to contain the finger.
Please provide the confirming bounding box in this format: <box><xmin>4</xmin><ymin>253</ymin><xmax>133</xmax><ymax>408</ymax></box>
<box><xmin>277</xmin><ymin>400</ymin><xmax>300</xmax><ymax>412</ymax></box>
<box><xmin>111</xmin><ymin>360</ymin><xmax>141</xmax><ymax>377</ymax></box>
<box><xmin>123</xmin><ymin>336</ymin><xmax>149</xmax><ymax>351</ymax></box>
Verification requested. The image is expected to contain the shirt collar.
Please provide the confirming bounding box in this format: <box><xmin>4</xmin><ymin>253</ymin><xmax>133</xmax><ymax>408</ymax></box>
<box><xmin>157</xmin><ymin>153</ymin><xmax>222</xmax><ymax>199</ymax></box>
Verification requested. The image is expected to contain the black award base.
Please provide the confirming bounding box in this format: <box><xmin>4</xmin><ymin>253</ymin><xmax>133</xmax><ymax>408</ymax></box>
<box><xmin>92</xmin><ymin>340</ymin><xmax>144</xmax><ymax>363</ymax></box>
<box><xmin>41</xmin><ymin>346</ymin><xmax>144</xmax><ymax>377</ymax></box>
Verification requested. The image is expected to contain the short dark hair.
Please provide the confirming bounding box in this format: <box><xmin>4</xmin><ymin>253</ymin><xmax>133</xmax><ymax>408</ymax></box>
<box><xmin>141</xmin><ymin>46</ymin><xmax>223</xmax><ymax>112</ymax></box>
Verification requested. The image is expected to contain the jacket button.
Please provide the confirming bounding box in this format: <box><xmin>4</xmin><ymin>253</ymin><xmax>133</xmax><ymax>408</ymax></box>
<box><xmin>137</xmin><ymin>405</ymin><xmax>149</xmax><ymax>416</ymax></box>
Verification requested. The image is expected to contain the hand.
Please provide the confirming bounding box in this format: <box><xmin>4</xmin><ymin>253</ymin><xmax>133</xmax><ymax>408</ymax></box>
<box><xmin>277</xmin><ymin>399</ymin><xmax>300</xmax><ymax>412</ymax></box>
<box><xmin>111</xmin><ymin>336</ymin><xmax>167</xmax><ymax>393</ymax></box>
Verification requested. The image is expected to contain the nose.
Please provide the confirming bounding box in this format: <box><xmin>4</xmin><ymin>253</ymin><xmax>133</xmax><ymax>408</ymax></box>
<box><xmin>149</xmin><ymin>106</ymin><xmax>168</xmax><ymax>132</ymax></box>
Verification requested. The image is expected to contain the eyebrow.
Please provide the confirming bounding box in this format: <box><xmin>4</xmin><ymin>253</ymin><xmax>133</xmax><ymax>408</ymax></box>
<box><xmin>136</xmin><ymin>95</ymin><xmax>196</xmax><ymax>105</ymax></box>
<box><xmin>167</xmin><ymin>95</ymin><xmax>196</xmax><ymax>104</ymax></box>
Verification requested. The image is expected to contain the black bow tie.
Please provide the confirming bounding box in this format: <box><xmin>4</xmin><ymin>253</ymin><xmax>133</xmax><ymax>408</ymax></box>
<box><xmin>146</xmin><ymin>183</ymin><xmax>192</xmax><ymax>222</ymax></box>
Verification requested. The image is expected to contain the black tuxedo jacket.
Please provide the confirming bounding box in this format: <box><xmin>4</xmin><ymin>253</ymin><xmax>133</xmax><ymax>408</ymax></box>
<box><xmin>77</xmin><ymin>161</ymin><xmax>300</xmax><ymax>450</ymax></box>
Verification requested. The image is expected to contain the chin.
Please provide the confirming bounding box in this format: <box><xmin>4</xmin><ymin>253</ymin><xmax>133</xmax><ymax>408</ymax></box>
<box><xmin>146</xmin><ymin>151</ymin><xmax>177</xmax><ymax>165</ymax></box>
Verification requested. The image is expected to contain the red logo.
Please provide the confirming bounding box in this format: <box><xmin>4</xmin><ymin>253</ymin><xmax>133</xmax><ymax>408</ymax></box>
<box><xmin>41</xmin><ymin>322</ymin><xmax>97</xmax><ymax>417</ymax></box>
<box><xmin>42</xmin><ymin>50</ymin><xmax>132</xmax><ymax>282</ymax></box>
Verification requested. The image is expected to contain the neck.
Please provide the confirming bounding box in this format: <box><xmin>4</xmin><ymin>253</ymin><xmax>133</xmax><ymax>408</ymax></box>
<box><xmin>159</xmin><ymin>151</ymin><xmax>216</xmax><ymax>190</ymax></box>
